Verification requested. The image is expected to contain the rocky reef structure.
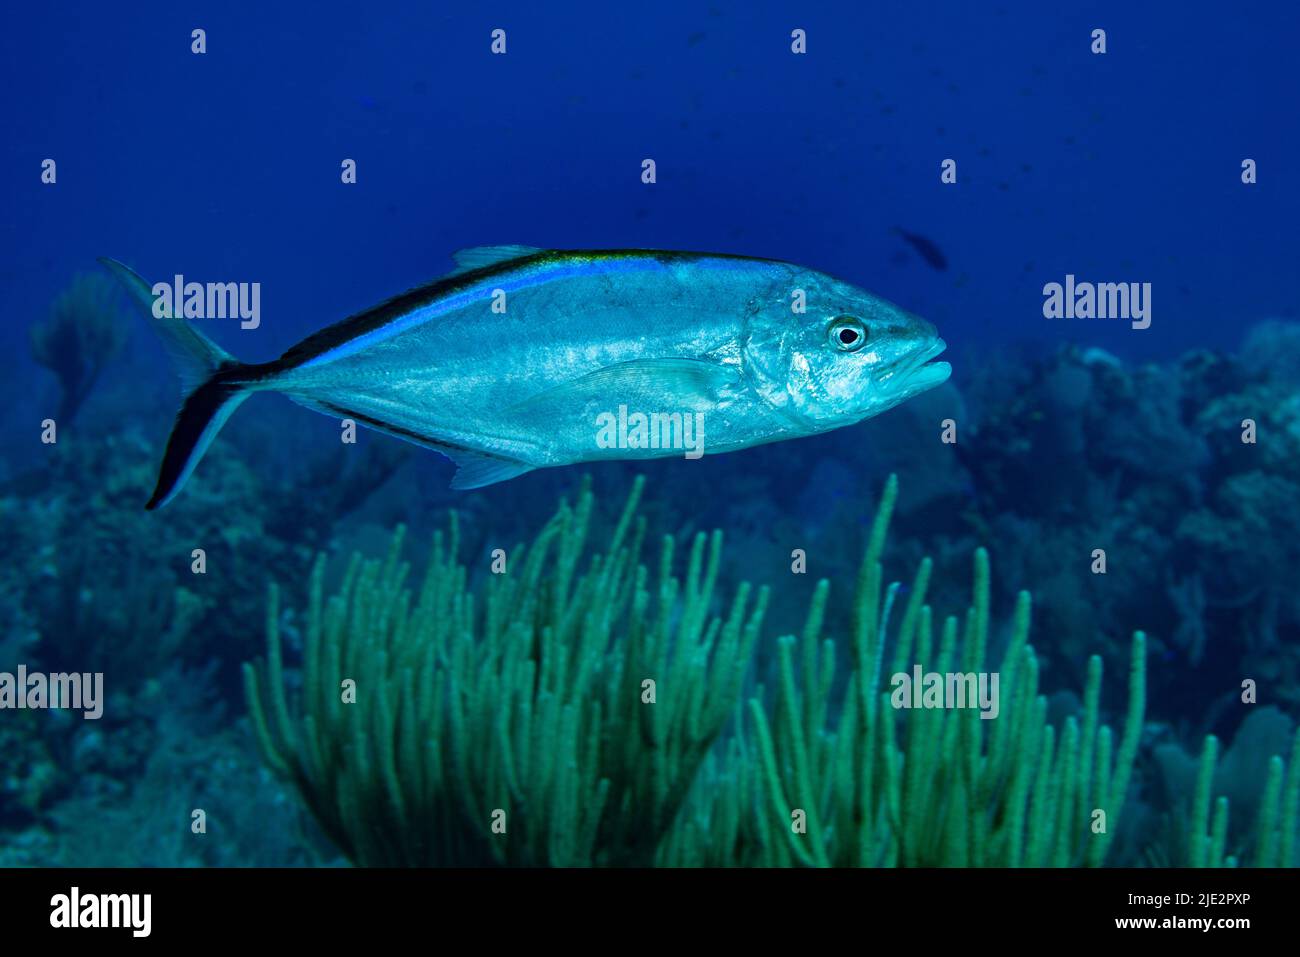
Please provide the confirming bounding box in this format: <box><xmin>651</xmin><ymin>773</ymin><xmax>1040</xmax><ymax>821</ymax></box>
<box><xmin>870</xmin><ymin>324</ymin><xmax>1300</xmax><ymax>734</ymax></box>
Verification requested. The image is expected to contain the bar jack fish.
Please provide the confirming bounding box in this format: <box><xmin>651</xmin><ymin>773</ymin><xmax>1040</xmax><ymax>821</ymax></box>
<box><xmin>100</xmin><ymin>247</ymin><xmax>950</xmax><ymax>509</ymax></box>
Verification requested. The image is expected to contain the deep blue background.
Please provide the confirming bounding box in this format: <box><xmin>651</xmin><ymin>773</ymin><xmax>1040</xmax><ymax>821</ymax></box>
<box><xmin>2</xmin><ymin>1</ymin><xmax>1296</xmax><ymax>395</ymax></box>
<box><xmin>2</xmin><ymin>2</ymin><xmax>1298</xmax><ymax>872</ymax></box>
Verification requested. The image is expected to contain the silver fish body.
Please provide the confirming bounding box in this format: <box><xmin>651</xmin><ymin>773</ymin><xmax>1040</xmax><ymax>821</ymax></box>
<box><xmin>100</xmin><ymin>246</ymin><xmax>950</xmax><ymax>507</ymax></box>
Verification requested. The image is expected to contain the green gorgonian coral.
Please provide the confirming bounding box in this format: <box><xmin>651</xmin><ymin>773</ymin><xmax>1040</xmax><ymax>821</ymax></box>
<box><xmin>247</xmin><ymin>476</ymin><xmax>1296</xmax><ymax>867</ymax></box>
<box><xmin>662</xmin><ymin>475</ymin><xmax>1146</xmax><ymax>867</ymax></box>
<box><xmin>245</xmin><ymin>477</ymin><xmax>767</xmax><ymax>865</ymax></box>
<box><xmin>1182</xmin><ymin>728</ymin><xmax>1300</xmax><ymax>868</ymax></box>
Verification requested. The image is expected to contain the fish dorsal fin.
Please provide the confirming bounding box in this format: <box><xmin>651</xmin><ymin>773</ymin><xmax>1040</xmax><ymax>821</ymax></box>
<box><xmin>451</xmin><ymin>245</ymin><xmax>544</xmax><ymax>274</ymax></box>
<box><xmin>510</xmin><ymin>358</ymin><xmax>742</xmax><ymax>416</ymax></box>
<box><xmin>445</xmin><ymin>448</ymin><xmax>534</xmax><ymax>490</ymax></box>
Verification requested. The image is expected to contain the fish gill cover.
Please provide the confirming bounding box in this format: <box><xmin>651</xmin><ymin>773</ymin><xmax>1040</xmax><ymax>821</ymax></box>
<box><xmin>0</xmin><ymin>0</ymin><xmax>1296</xmax><ymax>938</ymax></box>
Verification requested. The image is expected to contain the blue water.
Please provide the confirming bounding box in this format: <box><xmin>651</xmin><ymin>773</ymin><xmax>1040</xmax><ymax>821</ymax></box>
<box><xmin>1</xmin><ymin>1</ymin><xmax>1297</xmax><ymax>867</ymax></box>
<box><xmin>5</xmin><ymin>2</ymin><xmax>1295</xmax><ymax>367</ymax></box>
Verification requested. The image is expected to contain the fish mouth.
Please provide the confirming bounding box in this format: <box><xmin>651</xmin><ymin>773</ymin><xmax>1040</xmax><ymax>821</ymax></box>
<box><xmin>900</xmin><ymin>338</ymin><xmax>951</xmax><ymax>393</ymax></box>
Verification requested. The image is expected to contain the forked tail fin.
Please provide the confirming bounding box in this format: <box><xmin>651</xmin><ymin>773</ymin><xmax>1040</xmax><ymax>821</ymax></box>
<box><xmin>98</xmin><ymin>258</ymin><xmax>252</xmax><ymax>510</ymax></box>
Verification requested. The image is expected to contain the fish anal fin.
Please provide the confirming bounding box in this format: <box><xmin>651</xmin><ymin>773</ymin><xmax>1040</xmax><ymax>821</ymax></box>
<box><xmin>286</xmin><ymin>395</ymin><xmax>534</xmax><ymax>489</ymax></box>
<box><xmin>446</xmin><ymin>449</ymin><xmax>534</xmax><ymax>489</ymax></box>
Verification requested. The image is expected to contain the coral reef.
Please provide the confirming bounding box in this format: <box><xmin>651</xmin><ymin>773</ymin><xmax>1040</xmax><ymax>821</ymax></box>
<box><xmin>892</xmin><ymin>330</ymin><xmax>1300</xmax><ymax>726</ymax></box>
<box><xmin>0</xmin><ymin>664</ymin><xmax>316</xmax><ymax>867</ymax></box>
<box><xmin>1</xmin><ymin>418</ymin><xmax>376</xmax><ymax>693</ymax></box>
<box><xmin>246</xmin><ymin>477</ymin><xmax>767</xmax><ymax>866</ymax></box>
<box><xmin>243</xmin><ymin>475</ymin><xmax>1291</xmax><ymax>868</ymax></box>
<box><xmin>666</xmin><ymin>477</ymin><xmax>1146</xmax><ymax>867</ymax></box>
<box><xmin>4</xmin><ymin>317</ymin><xmax>1299</xmax><ymax>869</ymax></box>
<box><xmin>0</xmin><ymin>710</ymin><xmax>59</xmax><ymax>822</ymax></box>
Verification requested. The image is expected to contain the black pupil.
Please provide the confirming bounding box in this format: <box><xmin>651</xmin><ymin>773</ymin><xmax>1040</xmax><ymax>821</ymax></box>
<box><xmin>839</xmin><ymin>327</ymin><xmax>859</xmax><ymax>345</ymax></box>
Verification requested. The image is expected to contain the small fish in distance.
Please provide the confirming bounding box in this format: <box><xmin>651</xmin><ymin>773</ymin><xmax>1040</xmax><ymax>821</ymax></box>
<box><xmin>100</xmin><ymin>247</ymin><xmax>950</xmax><ymax>508</ymax></box>
<box><xmin>892</xmin><ymin>227</ymin><xmax>949</xmax><ymax>271</ymax></box>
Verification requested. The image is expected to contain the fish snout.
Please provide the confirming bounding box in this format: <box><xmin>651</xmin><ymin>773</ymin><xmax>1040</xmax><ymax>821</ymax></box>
<box><xmin>893</xmin><ymin>335</ymin><xmax>950</xmax><ymax>395</ymax></box>
<box><xmin>898</xmin><ymin>334</ymin><xmax>945</xmax><ymax>371</ymax></box>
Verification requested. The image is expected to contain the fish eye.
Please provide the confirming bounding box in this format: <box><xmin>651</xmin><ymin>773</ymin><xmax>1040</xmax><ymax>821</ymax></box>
<box><xmin>827</xmin><ymin>316</ymin><xmax>867</xmax><ymax>352</ymax></box>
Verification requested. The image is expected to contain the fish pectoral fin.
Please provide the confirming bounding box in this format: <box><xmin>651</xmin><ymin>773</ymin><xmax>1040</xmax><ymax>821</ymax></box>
<box><xmin>445</xmin><ymin>448</ymin><xmax>534</xmax><ymax>490</ymax></box>
<box><xmin>450</xmin><ymin>245</ymin><xmax>544</xmax><ymax>274</ymax></box>
<box><xmin>509</xmin><ymin>358</ymin><xmax>742</xmax><ymax>415</ymax></box>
